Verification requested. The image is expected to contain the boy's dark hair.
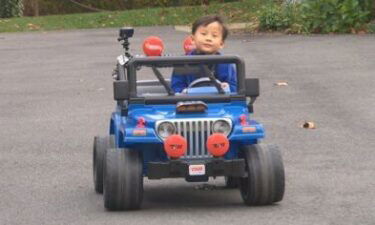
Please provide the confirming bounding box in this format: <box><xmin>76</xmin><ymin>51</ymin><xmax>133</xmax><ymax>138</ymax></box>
<box><xmin>192</xmin><ymin>15</ymin><xmax>229</xmax><ymax>41</ymax></box>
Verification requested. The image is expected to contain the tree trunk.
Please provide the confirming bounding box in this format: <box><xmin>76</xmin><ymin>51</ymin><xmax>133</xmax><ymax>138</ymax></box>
<box><xmin>33</xmin><ymin>0</ymin><xmax>39</xmax><ymax>17</ymax></box>
<box><xmin>124</xmin><ymin>0</ymin><xmax>134</xmax><ymax>9</ymax></box>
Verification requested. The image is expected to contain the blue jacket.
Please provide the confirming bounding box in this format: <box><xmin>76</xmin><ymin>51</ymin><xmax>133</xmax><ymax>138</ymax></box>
<box><xmin>171</xmin><ymin>50</ymin><xmax>237</xmax><ymax>93</ymax></box>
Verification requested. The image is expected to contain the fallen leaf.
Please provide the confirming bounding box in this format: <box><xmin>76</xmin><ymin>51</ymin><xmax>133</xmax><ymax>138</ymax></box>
<box><xmin>27</xmin><ymin>23</ymin><xmax>40</xmax><ymax>30</ymax></box>
<box><xmin>275</xmin><ymin>81</ymin><xmax>288</xmax><ymax>86</ymax></box>
<box><xmin>302</xmin><ymin>121</ymin><xmax>316</xmax><ymax>129</ymax></box>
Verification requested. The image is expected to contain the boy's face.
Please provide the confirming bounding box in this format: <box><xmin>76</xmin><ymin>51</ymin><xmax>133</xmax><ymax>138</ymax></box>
<box><xmin>192</xmin><ymin>21</ymin><xmax>224</xmax><ymax>54</ymax></box>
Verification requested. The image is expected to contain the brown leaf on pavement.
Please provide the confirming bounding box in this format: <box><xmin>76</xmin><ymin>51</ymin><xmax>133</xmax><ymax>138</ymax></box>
<box><xmin>301</xmin><ymin>121</ymin><xmax>316</xmax><ymax>129</ymax></box>
<box><xmin>274</xmin><ymin>81</ymin><xmax>288</xmax><ymax>86</ymax></box>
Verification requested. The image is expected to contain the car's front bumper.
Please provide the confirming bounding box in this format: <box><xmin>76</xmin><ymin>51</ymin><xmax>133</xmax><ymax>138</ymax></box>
<box><xmin>147</xmin><ymin>158</ymin><xmax>245</xmax><ymax>180</ymax></box>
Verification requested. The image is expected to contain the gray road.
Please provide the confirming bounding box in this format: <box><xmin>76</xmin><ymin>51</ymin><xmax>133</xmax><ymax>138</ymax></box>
<box><xmin>0</xmin><ymin>27</ymin><xmax>374</xmax><ymax>225</ymax></box>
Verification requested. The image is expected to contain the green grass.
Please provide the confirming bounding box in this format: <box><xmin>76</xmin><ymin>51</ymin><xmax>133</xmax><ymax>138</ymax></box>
<box><xmin>0</xmin><ymin>0</ymin><xmax>262</xmax><ymax>33</ymax></box>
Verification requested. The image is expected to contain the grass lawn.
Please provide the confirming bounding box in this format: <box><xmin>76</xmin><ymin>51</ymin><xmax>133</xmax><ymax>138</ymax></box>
<box><xmin>0</xmin><ymin>0</ymin><xmax>262</xmax><ymax>33</ymax></box>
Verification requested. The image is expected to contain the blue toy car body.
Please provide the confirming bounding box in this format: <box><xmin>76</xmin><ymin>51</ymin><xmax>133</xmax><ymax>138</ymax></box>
<box><xmin>93</xmin><ymin>28</ymin><xmax>285</xmax><ymax>210</ymax></box>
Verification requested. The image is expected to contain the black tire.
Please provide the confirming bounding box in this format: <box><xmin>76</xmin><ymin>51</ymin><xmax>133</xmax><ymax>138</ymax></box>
<box><xmin>239</xmin><ymin>144</ymin><xmax>285</xmax><ymax>206</ymax></box>
<box><xmin>104</xmin><ymin>148</ymin><xmax>143</xmax><ymax>211</ymax></box>
<box><xmin>225</xmin><ymin>176</ymin><xmax>239</xmax><ymax>189</ymax></box>
<box><xmin>93</xmin><ymin>135</ymin><xmax>114</xmax><ymax>194</ymax></box>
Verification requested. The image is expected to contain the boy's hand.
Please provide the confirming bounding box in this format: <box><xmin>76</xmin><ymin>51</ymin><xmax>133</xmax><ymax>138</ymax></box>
<box><xmin>221</xmin><ymin>82</ymin><xmax>229</xmax><ymax>89</ymax></box>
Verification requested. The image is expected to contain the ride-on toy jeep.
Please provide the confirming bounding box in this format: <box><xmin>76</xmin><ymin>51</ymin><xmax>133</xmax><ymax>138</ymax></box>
<box><xmin>93</xmin><ymin>28</ymin><xmax>285</xmax><ymax>210</ymax></box>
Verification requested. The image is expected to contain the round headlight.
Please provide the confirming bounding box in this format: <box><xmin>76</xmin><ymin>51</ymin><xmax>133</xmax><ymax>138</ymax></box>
<box><xmin>212</xmin><ymin>120</ymin><xmax>231</xmax><ymax>136</ymax></box>
<box><xmin>157</xmin><ymin>122</ymin><xmax>176</xmax><ymax>139</ymax></box>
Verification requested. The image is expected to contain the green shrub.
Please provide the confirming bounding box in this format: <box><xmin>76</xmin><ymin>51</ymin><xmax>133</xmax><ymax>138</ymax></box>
<box><xmin>258</xmin><ymin>4</ymin><xmax>286</xmax><ymax>30</ymax></box>
<box><xmin>257</xmin><ymin>2</ymin><xmax>302</xmax><ymax>32</ymax></box>
<box><xmin>368</xmin><ymin>21</ymin><xmax>375</xmax><ymax>33</ymax></box>
<box><xmin>0</xmin><ymin>0</ymin><xmax>23</xmax><ymax>18</ymax></box>
<box><xmin>257</xmin><ymin>0</ymin><xmax>372</xmax><ymax>33</ymax></box>
<box><xmin>300</xmin><ymin>0</ymin><xmax>371</xmax><ymax>33</ymax></box>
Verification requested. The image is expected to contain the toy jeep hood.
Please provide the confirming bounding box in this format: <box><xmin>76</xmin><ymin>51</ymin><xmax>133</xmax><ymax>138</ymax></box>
<box><xmin>119</xmin><ymin>101</ymin><xmax>264</xmax><ymax>145</ymax></box>
<box><xmin>127</xmin><ymin>102</ymin><xmax>248</xmax><ymax>123</ymax></box>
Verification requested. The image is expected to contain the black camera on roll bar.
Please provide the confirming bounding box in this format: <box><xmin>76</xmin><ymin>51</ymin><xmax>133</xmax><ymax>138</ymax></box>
<box><xmin>118</xmin><ymin>27</ymin><xmax>134</xmax><ymax>59</ymax></box>
<box><xmin>118</xmin><ymin>27</ymin><xmax>134</xmax><ymax>41</ymax></box>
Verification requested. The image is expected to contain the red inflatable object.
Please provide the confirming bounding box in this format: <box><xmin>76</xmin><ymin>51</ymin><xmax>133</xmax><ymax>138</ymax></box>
<box><xmin>206</xmin><ymin>133</ymin><xmax>229</xmax><ymax>157</ymax></box>
<box><xmin>183</xmin><ymin>36</ymin><xmax>195</xmax><ymax>54</ymax></box>
<box><xmin>164</xmin><ymin>135</ymin><xmax>187</xmax><ymax>159</ymax></box>
<box><xmin>143</xmin><ymin>36</ymin><xmax>164</xmax><ymax>56</ymax></box>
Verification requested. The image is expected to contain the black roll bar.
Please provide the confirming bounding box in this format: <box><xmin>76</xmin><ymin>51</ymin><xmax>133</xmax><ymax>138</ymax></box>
<box><xmin>126</xmin><ymin>55</ymin><xmax>246</xmax><ymax>98</ymax></box>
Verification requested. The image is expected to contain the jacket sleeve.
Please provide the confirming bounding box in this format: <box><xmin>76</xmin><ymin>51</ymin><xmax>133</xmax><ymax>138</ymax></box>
<box><xmin>171</xmin><ymin>70</ymin><xmax>188</xmax><ymax>93</ymax></box>
<box><xmin>227</xmin><ymin>64</ymin><xmax>237</xmax><ymax>92</ymax></box>
<box><xmin>217</xmin><ymin>64</ymin><xmax>237</xmax><ymax>92</ymax></box>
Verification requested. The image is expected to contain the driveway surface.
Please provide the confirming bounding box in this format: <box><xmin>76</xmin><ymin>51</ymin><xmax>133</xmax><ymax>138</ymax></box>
<box><xmin>0</xmin><ymin>27</ymin><xmax>374</xmax><ymax>225</ymax></box>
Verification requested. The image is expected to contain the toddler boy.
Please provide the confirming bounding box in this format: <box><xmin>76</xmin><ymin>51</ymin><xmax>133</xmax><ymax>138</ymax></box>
<box><xmin>171</xmin><ymin>15</ymin><xmax>237</xmax><ymax>93</ymax></box>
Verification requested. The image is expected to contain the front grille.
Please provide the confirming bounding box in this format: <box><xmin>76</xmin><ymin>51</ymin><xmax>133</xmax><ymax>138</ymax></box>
<box><xmin>156</xmin><ymin>118</ymin><xmax>232</xmax><ymax>159</ymax></box>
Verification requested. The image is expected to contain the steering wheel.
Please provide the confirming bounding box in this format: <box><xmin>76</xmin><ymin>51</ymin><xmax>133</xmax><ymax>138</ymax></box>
<box><xmin>188</xmin><ymin>77</ymin><xmax>222</xmax><ymax>88</ymax></box>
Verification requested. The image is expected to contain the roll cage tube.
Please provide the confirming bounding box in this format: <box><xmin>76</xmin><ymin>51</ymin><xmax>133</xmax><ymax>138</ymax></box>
<box><xmin>126</xmin><ymin>55</ymin><xmax>246</xmax><ymax>102</ymax></box>
<box><xmin>154</xmin><ymin>64</ymin><xmax>224</xmax><ymax>95</ymax></box>
<box><xmin>151</xmin><ymin>67</ymin><xmax>175</xmax><ymax>96</ymax></box>
<box><xmin>201</xmin><ymin>65</ymin><xmax>225</xmax><ymax>94</ymax></box>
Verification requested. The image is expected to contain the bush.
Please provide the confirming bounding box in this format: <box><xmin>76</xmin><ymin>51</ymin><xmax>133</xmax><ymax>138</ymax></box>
<box><xmin>257</xmin><ymin>0</ymin><xmax>372</xmax><ymax>33</ymax></box>
<box><xmin>258</xmin><ymin>4</ymin><xmax>286</xmax><ymax>31</ymax></box>
<box><xmin>300</xmin><ymin>0</ymin><xmax>371</xmax><ymax>33</ymax></box>
<box><xmin>368</xmin><ymin>22</ymin><xmax>375</xmax><ymax>33</ymax></box>
<box><xmin>0</xmin><ymin>0</ymin><xmax>23</xmax><ymax>18</ymax></box>
<box><xmin>257</xmin><ymin>2</ymin><xmax>302</xmax><ymax>32</ymax></box>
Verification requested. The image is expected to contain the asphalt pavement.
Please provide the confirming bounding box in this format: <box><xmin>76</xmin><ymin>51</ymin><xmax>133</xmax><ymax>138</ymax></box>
<box><xmin>0</xmin><ymin>27</ymin><xmax>374</xmax><ymax>225</ymax></box>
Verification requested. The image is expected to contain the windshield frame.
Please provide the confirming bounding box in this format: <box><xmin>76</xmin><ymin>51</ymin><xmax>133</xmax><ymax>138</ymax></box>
<box><xmin>126</xmin><ymin>55</ymin><xmax>247</xmax><ymax>104</ymax></box>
